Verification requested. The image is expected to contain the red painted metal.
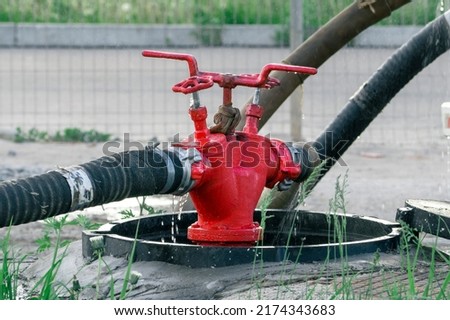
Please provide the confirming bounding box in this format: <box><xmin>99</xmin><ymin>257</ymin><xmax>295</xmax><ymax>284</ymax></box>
<box><xmin>142</xmin><ymin>50</ymin><xmax>317</xmax><ymax>93</ymax></box>
<box><xmin>143</xmin><ymin>50</ymin><xmax>317</xmax><ymax>246</ymax></box>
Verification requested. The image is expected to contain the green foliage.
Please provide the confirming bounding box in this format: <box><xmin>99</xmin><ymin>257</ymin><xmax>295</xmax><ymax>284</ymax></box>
<box><xmin>2</xmin><ymin>215</ymin><xmax>90</xmax><ymax>300</ymax></box>
<box><xmin>250</xmin><ymin>187</ymin><xmax>276</xmax><ymax>299</ymax></box>
<box><xmin>1</xmin><ymin>209</ymin><xmax>153</xmax><ymax>300</ymax></box>
<box><xmin>382</xmin><ymin>0</ymin><xmax>442</xmax><ymax>25</ymax></box>
<box><xmin>192</xmin><ymin>0</ymin><xmax>289</xmax><ymax>25</ymax></box>
<box><xmin>327</xmin><ymin>172</ymin><xmax>353</xmax><ymax>300</ymax></box>
<box><xmin>53</xmin><ymin>128</ymin><xmax>111</xmax><ymax>143</ymax></box>
<box><xmin>138</xmin><ymin>196</ymin><xmax>164</xmax><ymax>215</ymax></box>
<box><xmin>0</xmin><ymin>227</ymin><xmax>24</xmax><ymax>300</ymax></box>
<box><xmin>28</xmin><ymin>216</ymin><xmax>71</xmax><ymax>299</ymax></box>
<box><xmin>0</xmin><ymin>0</ymin><xmax>440</xmax><ymax>26</ymax></box>
<box><xmin>67</xmin><ymin>215</ymin><xmax>102</xmax><ymax>230</ymax></box>
<box><xmin>35</xmin><ymin>232</ymin><xmax>52</xmax><ymax>253</ymax></box>
<box><xmin>250</xmin><ymin>161</ymin><xmax>327</xmax><ymax>299</ymax></box>
<box><xmin>14</xmin><ymin>127</ymin><xmax>111</xmax><ymax>143</ymax></box>
<box><xmin>36</xmin><ymin>214</ymin><xmax>101</xmax><ymax>253</ymax></box>
<box><xmin>119</xmin><ymin>219</ymin><xmax>140</xmax><ymax>300</ymax></box>
<box><xmin>0</xmin><ymin>1</ymin><xmax>440</xmax><ymax>48</ymax></box>
<box><xmin>14</xmin><ymin>127</ymin><xmax>49</xmax><ymax>142</ymax></box>
<box><xmin>118</xmin><ymin>197</ymin><xmax>164</xmax><ymax>219</ymax></box>
<box><xmin>249</xmin><ymin>167</ymin><xmax>450</xmax><ymax>299</ymax></box>
<box><xmin>119</xmin><ymin>209</ymin><xmax>136</xmax><ymax>219</ymax></box>
<box><xmin>35</xmin><ymin>217</ymin><xmax>70</xmax><ymax>253</ymax></box>
<box><xmin>29</xmin><ymin>214</ymin><xmax>107</xmax><ymax>299</ymax></box>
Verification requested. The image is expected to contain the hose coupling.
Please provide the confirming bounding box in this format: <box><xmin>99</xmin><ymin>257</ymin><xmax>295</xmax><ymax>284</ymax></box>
<box><xmin>169</xmin><ymin>147</ymin><xmax>203</xmax><ymax>195</ymax></box>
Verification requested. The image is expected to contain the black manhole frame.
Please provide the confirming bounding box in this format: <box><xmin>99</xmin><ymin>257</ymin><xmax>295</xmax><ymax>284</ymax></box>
<box><xmin>82</xmin><ymin>209</ymin><xmax>402</xmax><ymax>268</ymax></box>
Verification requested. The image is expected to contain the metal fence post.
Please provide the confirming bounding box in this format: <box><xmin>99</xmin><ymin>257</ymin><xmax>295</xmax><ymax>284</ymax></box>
<box><xmin>290</xmin><ymin>0</ymin><xmax>304</xmax><ymax>141</ymax></box>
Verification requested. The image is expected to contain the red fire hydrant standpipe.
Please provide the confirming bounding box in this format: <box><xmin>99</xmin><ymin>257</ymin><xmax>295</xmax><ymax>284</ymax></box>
<box><xmin>142</xmin><ymin>50</ymin><xmax>317</xmax><ymax>246</ymax></box>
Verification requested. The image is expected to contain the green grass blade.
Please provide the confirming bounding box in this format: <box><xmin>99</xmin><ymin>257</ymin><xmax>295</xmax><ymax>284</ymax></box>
<box><xmin>120</xmin><ymin>219</ymin><xmax>141</xmax><ymax>300</ymax></box>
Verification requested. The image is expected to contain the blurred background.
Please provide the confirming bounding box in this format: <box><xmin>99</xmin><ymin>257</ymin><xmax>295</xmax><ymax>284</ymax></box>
<box><xmin>0</xmin><ymin>0</ymin><xmax>449</xmax><ymax>144</ymax></box>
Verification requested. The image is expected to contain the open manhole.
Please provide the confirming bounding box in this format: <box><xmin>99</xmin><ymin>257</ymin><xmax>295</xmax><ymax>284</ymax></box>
<box><xmin>82</xmin><ymin>209</ymin><xmax>401</xmax><ymax>268</ymax></box>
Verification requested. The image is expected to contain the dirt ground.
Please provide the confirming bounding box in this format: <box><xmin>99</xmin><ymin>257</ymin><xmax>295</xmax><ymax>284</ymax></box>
<box><xmin>1</xmin><ymin>136</ymin><xmax>449</xmax><ymax>254</ymax></box>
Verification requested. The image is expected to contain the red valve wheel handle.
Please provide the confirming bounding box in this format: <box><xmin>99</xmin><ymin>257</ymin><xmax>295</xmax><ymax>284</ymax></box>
<box><xmin>172</xmin><ymin>76</ymin><xmax>214</xmax><ymax>94</ymax></box>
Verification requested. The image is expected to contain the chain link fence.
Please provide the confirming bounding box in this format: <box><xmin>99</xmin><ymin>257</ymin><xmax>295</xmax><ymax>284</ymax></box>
<box><xmin>0</xmin><ymin>0</ymin><xmax>449</xmax><ymax>144</ymax></box>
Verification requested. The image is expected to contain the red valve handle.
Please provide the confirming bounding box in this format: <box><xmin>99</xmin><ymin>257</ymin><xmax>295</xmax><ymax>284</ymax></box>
<box><xmin>142</xmin><ymin>50</ymin><xmax>200</xmax><ymax>76</ymax></box>
<box><xmin>142</xmin><ymin>50</ymin><xmax>317</xmax><ymax>94</ymax></box>
<box><xmin>173</xmin><ymin>76</ymin><xmax>214</xmax><ymax>94</ymax></box>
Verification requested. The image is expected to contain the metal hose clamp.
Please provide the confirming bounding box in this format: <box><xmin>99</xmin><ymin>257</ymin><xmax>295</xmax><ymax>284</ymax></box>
<box><xmin>285</xmin><ymin>142</ymin><xmax>302</xmax><ymax>166</ymax></box>
<box><xmin>274</xmin><ymin>142</ymin><xmax>301</xmax><ymax>191</ymax></box>
<box><xmin>169</xmin><ymin>147</ymin><xmax>202</xmax><ymax>195</ymax></box>
<box><xmin>292</xmin><ymin>142</ymin><xmax>320</xmax><ymax>183</ymax></box>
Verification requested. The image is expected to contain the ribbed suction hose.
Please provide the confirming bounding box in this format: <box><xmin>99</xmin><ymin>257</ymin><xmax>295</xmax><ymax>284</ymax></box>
<box><xmin>310</xmin><ymin>10</ymin><xmax>450</xmax><ymax>189</ymax></box>
<box><xmin>0</xmin><ymin>147</ymin><xmax>199</xmax><ymax>227</ymax></box>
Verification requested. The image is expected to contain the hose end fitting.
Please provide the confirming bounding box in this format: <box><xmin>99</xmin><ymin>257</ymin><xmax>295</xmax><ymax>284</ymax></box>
<box><xmin>293</xmin><ymin>142</ymin><xmax>320</xmax><ymax>183</ymax></box>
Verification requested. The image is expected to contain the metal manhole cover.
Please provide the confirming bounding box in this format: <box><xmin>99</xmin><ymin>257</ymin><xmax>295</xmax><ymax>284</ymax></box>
<box><xmin>396</xmin><ymin>199</ymin><xmax>450</xmax><ymax>240</ymax></box>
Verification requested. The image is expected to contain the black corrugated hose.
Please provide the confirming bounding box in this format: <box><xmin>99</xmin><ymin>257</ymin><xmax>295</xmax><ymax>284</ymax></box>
<box><xmin>0</xmin><ymin>149</ymin><xmax>186</xmax><ymax>227</ymax></box>
<box><xmin>311</xmin><ymin>10</ymin><xmax>450</xmax><ymax>190</ymax></box>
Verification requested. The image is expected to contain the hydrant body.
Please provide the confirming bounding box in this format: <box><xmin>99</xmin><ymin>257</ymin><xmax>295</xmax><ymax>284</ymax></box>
<box><xmin>187</xmin><ymin>130</ymin><xmax>270</xmax><ymax>244</ymax></box>
<box><xmin>180</xmin><ymin>105</ymin><xmax>302</xmax><ymax>245</ymax></box>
